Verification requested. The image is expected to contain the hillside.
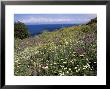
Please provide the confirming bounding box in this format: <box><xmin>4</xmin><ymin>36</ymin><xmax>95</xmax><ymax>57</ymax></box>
<box><xmin>14</xmin><ymin>19</ymin><xmax>97</xmax><ymax>76</ymax></box>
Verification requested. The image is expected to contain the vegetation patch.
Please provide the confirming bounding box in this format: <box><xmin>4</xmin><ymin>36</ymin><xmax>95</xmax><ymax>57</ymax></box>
<box><xmin>14</xmin><ymin>18</ymin><xmax>97</xmax><ymax>76</ymax></box>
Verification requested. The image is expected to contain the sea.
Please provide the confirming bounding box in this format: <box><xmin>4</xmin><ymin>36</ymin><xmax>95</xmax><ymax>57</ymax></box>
<box><xmin>27</xmin><ymin>24</ymin><xmax>79</xmax><ymax>36</ymax></box>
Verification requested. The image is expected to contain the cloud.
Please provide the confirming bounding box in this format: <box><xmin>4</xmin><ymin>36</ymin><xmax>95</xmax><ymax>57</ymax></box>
<box><xmin>15</xmin><ymin>14</ymin><xmax>96</xmax><ymax>24</ymax></box>
<box><xmin>19</xmin><ymin>16</ymin><xmax>72</xmax><ymax>24</ymax></box>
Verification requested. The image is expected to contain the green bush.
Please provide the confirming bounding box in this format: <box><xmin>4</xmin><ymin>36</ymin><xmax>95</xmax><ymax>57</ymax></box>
<box><xmin>81</xmin><ymin>25</ymin><xmax>91</xmax><ymax>33</ymax></box>
<box><xmin>86</xmin><ymin>17</ymin><xmax>97</xmax><ymax>25</ymax></box>
<box><xmin>14</xmin><ymin>21</ymin><xmax>30</xmax><ymax>39</ymax></box>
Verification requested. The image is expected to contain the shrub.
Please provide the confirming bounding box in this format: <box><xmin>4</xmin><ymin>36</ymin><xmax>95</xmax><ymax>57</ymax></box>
<box><xmin>86</xmin><ymin>17</ymin><xmax>97</xmax><ymax>25</ymax></box>
<box><xmin>14</xmin><ymin>21</ymin><xmax>30</xmax><ymax>39</ymax></box>
<box><xmin>81</xmin><ymin>25</ymin><xmax>91</xmax><ymax>33</ymax></box>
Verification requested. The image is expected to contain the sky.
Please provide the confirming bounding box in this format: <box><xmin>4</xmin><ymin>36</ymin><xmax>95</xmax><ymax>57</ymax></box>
<box><xmin>14</xmin><ymin>14</ymin><xmax>97</xmax><ymax>25</ymax></box>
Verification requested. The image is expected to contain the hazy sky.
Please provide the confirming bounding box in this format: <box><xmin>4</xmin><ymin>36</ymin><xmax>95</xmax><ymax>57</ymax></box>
<box><xmin>14</xmin><ymin>14</ymin><xmax>97</xmax><ymax>25</ymax></box>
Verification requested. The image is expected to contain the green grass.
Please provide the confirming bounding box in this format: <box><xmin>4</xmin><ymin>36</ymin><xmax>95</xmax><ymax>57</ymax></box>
<box><xmin>14</xmin><ymin>23</ymin><xmax>97</xmax><ymax>76</ymax></box>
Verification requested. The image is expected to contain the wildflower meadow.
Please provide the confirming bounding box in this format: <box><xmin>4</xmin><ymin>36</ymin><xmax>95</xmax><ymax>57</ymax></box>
<box><xmin>14</xmin><ymin>17</ymin><xmax>97</xmax><ymax>76</ymax></box>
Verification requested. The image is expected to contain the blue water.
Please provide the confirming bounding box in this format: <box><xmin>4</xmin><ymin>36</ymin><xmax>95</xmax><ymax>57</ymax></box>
<box><xmin>27</xmin><ymin>24</ymin><xmax>79</xmax><ymax>36</ymax></box>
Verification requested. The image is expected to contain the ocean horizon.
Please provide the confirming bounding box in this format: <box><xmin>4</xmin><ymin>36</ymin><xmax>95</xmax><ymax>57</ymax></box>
<box><xmin>27</xmin><ymin>24</ymin><xmax>80</xmax><ymax>36</ymax></box>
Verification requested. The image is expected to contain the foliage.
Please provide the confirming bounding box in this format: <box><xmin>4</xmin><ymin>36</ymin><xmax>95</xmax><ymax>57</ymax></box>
<box><xmin>14</xmin><ymin>21</ymin><xmax>97</xmax><ymax>76</ymax></box>
<box><xmin>14</xmin><ymin>21</ymin><xmax>30</xmax><ymax>39</ymax></box>
<box><xmin>86</xmin><ymin>17</ymin><xmax>97</xmax><ymax>25</ymax></box>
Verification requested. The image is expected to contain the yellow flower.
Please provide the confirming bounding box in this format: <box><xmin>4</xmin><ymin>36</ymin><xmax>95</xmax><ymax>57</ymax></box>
<box><xmin>79</xmin><ymin>54</ymin><xmax>84</xmax><ymax>57</ymax></box>
<box><xmin>63</xmin><ymin>62</ymin><xmax>67</xmax><ymax>64</ymax></box>
<box><xmin>69</xmin><ymin>68</ymin><xmax>71</xmax><ymax>71</ymax></box>
<box><xmin>42</xmin><ymin>66</ymin><xmax>48</xmax><ymax>69</ymax></box>
<box><xmin>74</xmin><ymin>67</ymin><xmax>77</xmax><ymax>69</ymax></box>
<box><xmin>54</xmin><ymin>62</ymin><xmax>57</xmax><ymax>64</ymax></box>
<box><xmin>65</xmin><ymin>41</ymin><xmax>68</xmax><ymax>45</ymax></box>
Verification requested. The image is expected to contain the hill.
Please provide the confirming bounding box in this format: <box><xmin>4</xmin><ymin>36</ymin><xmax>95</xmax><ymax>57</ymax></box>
<box><xmin>14</xmin><ymin>19</ymin><xmax>97</xmax><ymax>76</ymax></box>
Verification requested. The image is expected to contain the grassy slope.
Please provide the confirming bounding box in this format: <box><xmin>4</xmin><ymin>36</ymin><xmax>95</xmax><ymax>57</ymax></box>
<box><xmin>14</xmin><ymin>22</ymin><xmax>97</xmax><ymax>76</ymax></box>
